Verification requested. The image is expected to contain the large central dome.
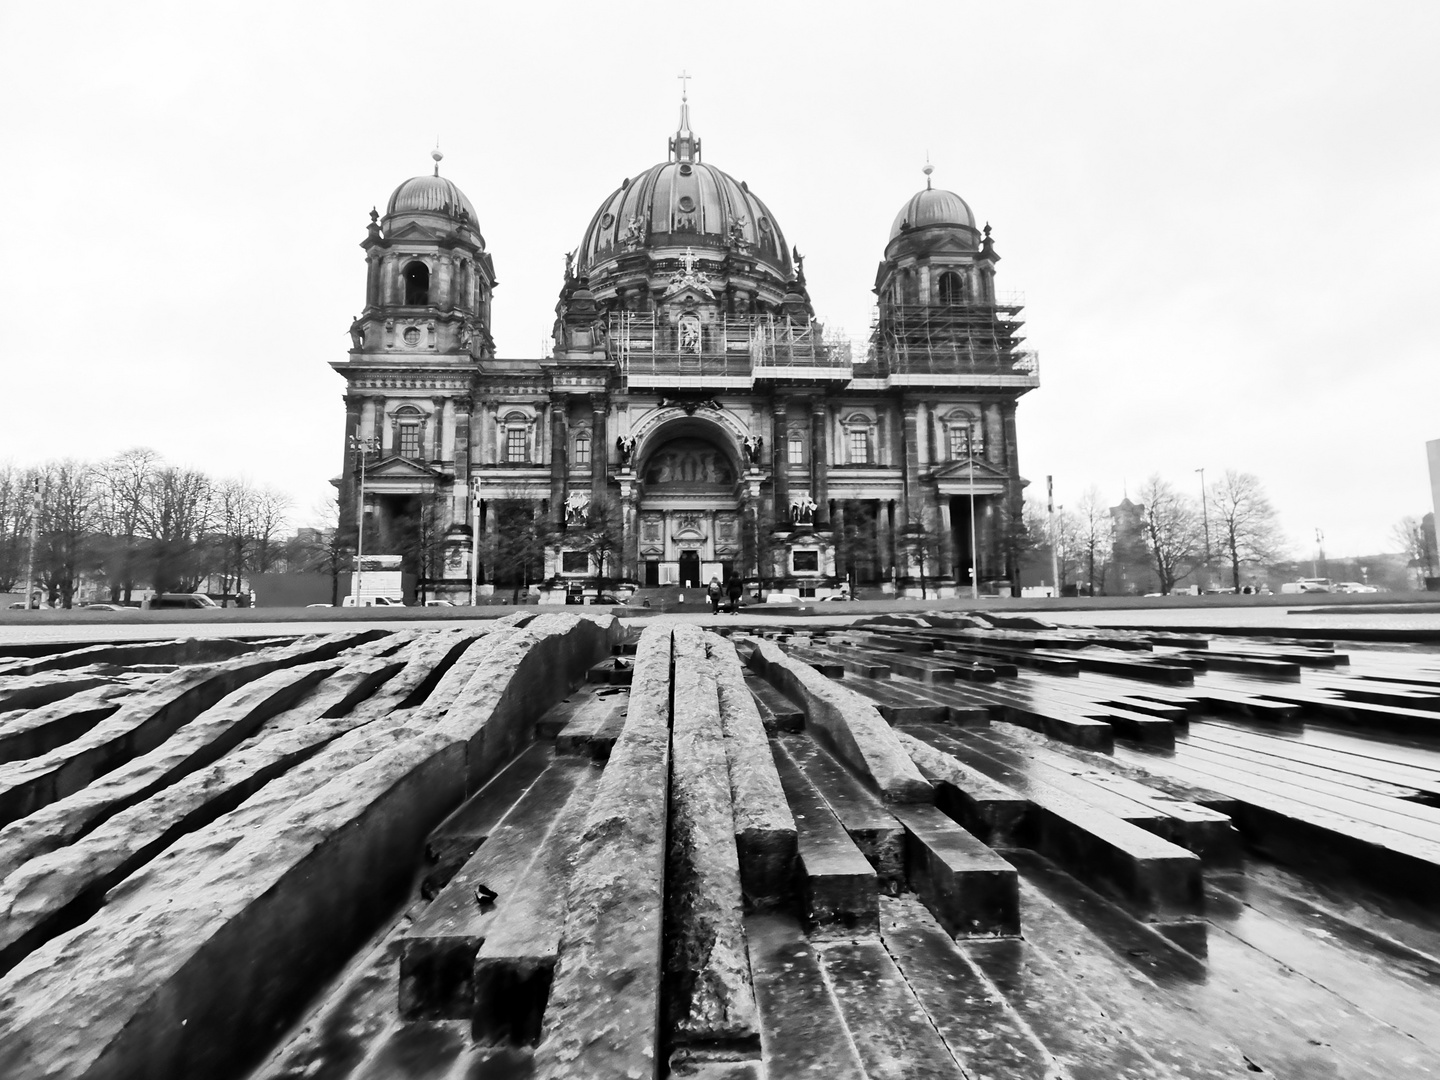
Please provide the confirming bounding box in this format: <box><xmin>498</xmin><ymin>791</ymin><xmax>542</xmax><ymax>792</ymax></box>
<box><xmin>577</xmin><ymin>99</ymin><xmax>792</xmax><ymax>281</ymax></box>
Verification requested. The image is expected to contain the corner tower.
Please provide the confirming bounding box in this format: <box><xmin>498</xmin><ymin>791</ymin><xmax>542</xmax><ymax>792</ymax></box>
<box><xmin>332</xmin><ymin>150</ymin><xmax>495</xmax><ymax>601</ymax></box>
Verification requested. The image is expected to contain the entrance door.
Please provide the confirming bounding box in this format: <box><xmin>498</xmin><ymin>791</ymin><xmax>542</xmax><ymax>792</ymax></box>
<box><xmin>679</xmin><ymin>550</ymin><xmax>700</xmax><ymax>587</ymax></box>
<box><xmin>644</xmin><ymin>560</ymin><xmax>660</xmax><ymax>588</ymax></box>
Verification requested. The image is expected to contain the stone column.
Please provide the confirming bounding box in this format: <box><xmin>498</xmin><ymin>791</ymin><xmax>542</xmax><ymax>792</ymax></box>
<box><xmin>772</xmin><ymin>398</ymin><xmax>789</xmax><ymax>521</ymax></box>
<box><xmin>590</xmin><ymin>393</ymin><xmax>608</xmax><ymax>505</ymax></box>
<box><xmin>985</xmin><ymin>403</ymin><xmax>1004</xmax><ymax>466</ymax></box>
<box><xmin>341</xmin><ymin>396</ymin><xmax>361</xmax><ymax>536</ymax></box>
<box><xmin>901</xmin><ymin>400</ymin><xmax>922</xmax><ymax>527</ymax></box>
<box><xmin>810</xmin><ymin>399</ymin><xmax>829</xmax><ymax>527</ymax></box>
<box><xmin>480</xmin><ymin>400</ymin><xmax>497</xmax><ymax>465</ymax></box>
<box><xmin>453</xmin><ymin>399</ymin><xmax>471</xmax><ymax>490</ymax></box>
<box><xmin>832</xmin><ymin>500</ymin><xmax>846</xmax><ymax>580</ymax></box>
<box><xmin>436</xmin><ymin>256</ymin><xmax>454</xmax><ymax>312</ymax></box>
<box><xmin>365</xmin><ymin>253</ymin><xmax>381</xmax><ymax>308</ymax></box>
<box><xmin>875</xmin><ymin>500</ymin><xmax>891</xmax><ymax>580</ymax></box>
<box><xmin>619</xmin><ymin>479</ymin><xmax>638</xmax><ymax>580</ymax></box>
<box><xmin>370</xmin><ymin>396</ymin><xmax>386</xmax><ymax>451</ymax></box>
<box><xmin>938</xmin><ymin>497</ymin><xmax>955</xmax><ymax>579</ymax></box>
<box><xmin>431</xmin><ymin>396</ymin><xmax>446</xmax><ymax>462</ymax></box>
<box><xmin>550</xmin><ymin>394</ymin><xmax>568</xmax><ymax>528</ymax></box>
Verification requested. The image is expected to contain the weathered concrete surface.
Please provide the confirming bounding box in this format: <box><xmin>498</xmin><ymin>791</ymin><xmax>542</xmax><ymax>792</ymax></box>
<box><xmin>880</xmin><ymin>895</ymin><xmax>1054</xmax><ymax>1079</ymax></box>
<box><xmin>897</xmin><ymin>729</ymin><xmax>1031</xmax><ymax>846</ymax></box>
<box><xmin>0</xmin><ymin>672</ymin><xmax>116</xmax><ymax>713</ymax></box>
<box><xmin>742</xmin><ymin>635</ymin><xmax>932</xmax><ymax>804</ymax></box>
<box><xmin>665</xmin><ymin>627</ymin><xmax>758</xmax><ymax>1048</ymax></box>
<box><xmin>401</xmin><ymin>761</ymin><xmax>590</xmax><ymax>1019</ymax></box>
<box><xmin>780</xmin><ymin>734</ymin><xmax>906</xmax><ymax>895</ymax></box>
<box><xmin>532</xmin><ymin>624</ymin><xmax>673</xmax><ymax>1079</ymax></box>
<box><xmin>0</xmin><ymin>618</ymin><xmax>612</xmax><ymax>1080</ymax></box>
<box><xmin>0</xmin><ymin>656</ymin><xmax>405</xmax><ymax>973</ymax></box>
<box><xmin>0</xmin><ymin>631</ymin><xmax>385</xmax><ymax>827</ymax></box>
<box><xmin>0</xmin><ymin>659</ymin><xmax>346</xmax><ymax>883</ymax></box>
<box><xmin>745</xmin><ymin>913</ymin><xmax>866</xmax><ymax>1080</ymax></box>
<box><xmin>424</xmin><ymin>741</ymin><xmax>551</xmax><ymax>888</ymax></box>
<box><xmin>706</xmin><ymin>634</ymin><xmax>796</xmax><ymax>911</ymax></box>
<box><xmin>0</xmin><ymin>637</ymin><xmax>268</xmax><ymax>678</ymax></box>
<box><xmin>471</xmin><ymin>772</ymin><xmax>599</xmax><ymax>1045</ymax></box>
<box><xmin>818</xmin><ymin>938</ymin><xmax>967</xmax><ymax>1078</ymax></box>
<box><xmin>435</xmin><ymin>613</ymin><xmax>621</xmax><ymax>792</ymax></box>
<box><xmin>0</xmin><ymin>684</ymin><xmax>131</xmax><ymax>765</ymax></box>
<box><xmin>888</xmin><ymin>803</ymin><xmax>1020</xmax><ymax>938</ymax></box>
<box><xmin>554</xmin><ymin>688</ymin><xmax>629</xmax><ymax>759</ymax></box>
<box><xmin>770</xmin><ymin>738</ymin><xmax>878</xmax><ymax>935</ymax></box>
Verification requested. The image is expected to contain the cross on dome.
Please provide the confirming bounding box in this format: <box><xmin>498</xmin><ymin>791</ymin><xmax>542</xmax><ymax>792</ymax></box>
<box><xmin>669</xmin><ymin>72</ymin><xmax>701</xmax><ymax>163</ymax></box>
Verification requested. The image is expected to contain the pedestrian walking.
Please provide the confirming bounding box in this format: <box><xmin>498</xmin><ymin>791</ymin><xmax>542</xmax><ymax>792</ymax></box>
<box><xmin>707</xmin><ymin>576</ymin><xmax>723</xmax><ymax>613</ymax></box>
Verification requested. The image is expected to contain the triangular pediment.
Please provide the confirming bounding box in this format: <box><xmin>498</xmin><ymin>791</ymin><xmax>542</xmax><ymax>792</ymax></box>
<box><xmin>931</xmin><ymin>456</ymin><xmax>1007</xmax><ymax>480</ymax></box>
<box><xmin>387</xmin><ymin>220</ymin><xmax>446</xmax><ymax>242</ymax></box>
<box><xmin>366</xmin><ymin>455</ymin><xmax>443</xmax><ymax>479</ymax></box>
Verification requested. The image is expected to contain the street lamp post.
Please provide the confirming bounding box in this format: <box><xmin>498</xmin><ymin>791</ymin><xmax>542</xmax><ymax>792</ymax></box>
<box><xmin>1195</xmin><ymin>467</ymin><xmax>1210</xmax><ymax>590</ymax></box>
<box><xmin>469</xmin><ymin>479</ymin><xmax>480</xmax><ymax>607</ymax></box>
<box><xmin>23</xmin><ymin>479</ymin><xmax>39</xmax><ymax>610</ymax></box>
<box><xmin>349</xmin><ymin>435</ymin><xmax>378</xmax><ymax>604</ymax></box>
<box><xmin>967</xmin><ymin>429</ymin><xmax>979</xmax><ymax>600</ymax></box>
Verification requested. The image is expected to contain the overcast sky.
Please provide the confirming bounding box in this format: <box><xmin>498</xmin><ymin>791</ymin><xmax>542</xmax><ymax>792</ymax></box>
<box><xmin>3</xmin><ymin>1</ymin><xmax>1437</xmax><ymax>561</ymax></box>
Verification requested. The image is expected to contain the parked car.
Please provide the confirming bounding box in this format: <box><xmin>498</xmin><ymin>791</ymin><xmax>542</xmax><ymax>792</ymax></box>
<box><xmin>341</xmin><ymin>596</ymin><xmax>405</xmax><ymax>607</ymax></box>
<box><xmin>423</xmin><ymin>600</ymin><xmax>453</xmax><ymax>607</ymax></box>
<box><xmin>1333</xmin><ymin>581</ymin><xmax>1378</xmax><ymax>594</ymax></box>
<box><xmin>1279</xmin><ymin>579</ymin><xmax>1331</xmax><ymax>594</ymax></box>
<box><xmin>80</xmin><ymin>602</ymin><xmax>135</xmax><ymax>612</ymax></box>
<box><xmin>148</xmin><ymin>593</ymin><xmax>219</xmax><ymax>609</ymax></box>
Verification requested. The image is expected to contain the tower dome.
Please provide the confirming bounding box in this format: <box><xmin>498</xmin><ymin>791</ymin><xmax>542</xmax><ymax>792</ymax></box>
<box><xmin>577</xmin><ymin>94</ymin><xmax>792</xmax><ymax>286</ymax></box>
<box><xmin>885</xmin><ymin>165</ymin><xmax>979</xmax><ymax>259</ymax></box>
<box><xmin>383</xmin><ymin>150</ymin><xmax>481</xmax><ymax>236</ymax></box>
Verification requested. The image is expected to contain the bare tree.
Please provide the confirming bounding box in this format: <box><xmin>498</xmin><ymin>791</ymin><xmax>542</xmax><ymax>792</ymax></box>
<box><xmin>36</xmin><ymin>460</ymin><xmax>101</xmax><ymax>607</ymax></box>
<box><xmin>1073</xmin><ymin>486</ymin><xmax>1114</xmax><ymax>595</ymax></box>
<box><xmin>1391</xmin><ymin>514</ymin><xmax>1437</xmax><ymax>585</ymax></box>
<box><xmin>1137</xmin><ymin>474</ymin><xmax>1203</xmax><ymax>595</ymax></box>
<box><xmin>578</xmin><ymin>496</ymin><xmax>623</xmax><ymax>595</ymax></box>
<box><xmin>477</xmin><ymin>495</ymin><xmax>551</xmax><ymax>602</ymax></box>
<box><xmin>141</xmin><ymin>466</ymin><xmax>215</xmax><ymax>593</ymax></box>
<box><xmin>95</xmin><ymin>448</ymin><xmax>160</xmax><ymax>601</ymax></box>
<box><xmin>1208</xmin><ymin>470</ymin><xmax>1285</xmax><ymax>591</ymax></box>
<box><xmin>0</xmin><ymin>465</ymin><xmax>32</xmax><ymax>592</ymax></box>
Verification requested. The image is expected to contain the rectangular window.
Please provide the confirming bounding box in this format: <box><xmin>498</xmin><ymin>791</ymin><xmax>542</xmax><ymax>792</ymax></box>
<box><xmin>849</xmin><ymin>429</ymin><xmax>869</xmax><ymax>464</ymax></box>
<box><xmin>399</xmin><ymin>424</ymin><xmax>421</xmax><ymax>459</ymax></box>
<box><xmin>788</xmin><ymin>434</ymin><xmax>805</xmax><ymax>465</ymax></box>
<box><xmin>950</xmin><ymin>426</ymin><xmax>968</xmax><ymax>459</ymax></box>
<box><xmin>574</xmin><ymin>437</ymin><xmax>590</xmax><ymax>466</ymax></box>
<box><xmin>506</xmin><ymin>427</ymin><xmax>527</xmax><ymax>463</ymax></box>
<box><xmin>562</xmin><ymin>550</ymin><xmax>589</xmax><ymax>573</ymax></box>
<box><xmin>793</xmin><ymin>550</ymin><xmax>819</xmax><ymax>572</ymax></box>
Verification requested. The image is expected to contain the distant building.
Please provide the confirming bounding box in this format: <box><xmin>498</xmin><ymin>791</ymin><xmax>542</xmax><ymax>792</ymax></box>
<box><xmin>331</xmin><ymin>95</ymin><xmax>1042</xmax><ymax>600</ymax></box>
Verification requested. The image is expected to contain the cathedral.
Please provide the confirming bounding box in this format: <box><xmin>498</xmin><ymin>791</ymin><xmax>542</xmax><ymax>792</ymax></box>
<box><xmin>333</xmin><ymin>94</ymin><xmax>1040</xmax><ymax>601</ymax></box>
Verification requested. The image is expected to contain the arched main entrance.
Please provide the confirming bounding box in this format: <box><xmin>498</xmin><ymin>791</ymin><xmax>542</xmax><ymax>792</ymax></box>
<box><xmin>633</xmin><ymin>417</ymin><xmax>746</xmax><ymax>587</ymax></box>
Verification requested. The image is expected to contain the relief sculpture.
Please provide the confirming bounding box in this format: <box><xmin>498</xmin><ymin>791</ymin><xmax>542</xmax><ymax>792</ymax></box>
<box><xmin>643</xmin><ymin>438</ymin><xmax>734</xmax><ymax>485</ymax></box>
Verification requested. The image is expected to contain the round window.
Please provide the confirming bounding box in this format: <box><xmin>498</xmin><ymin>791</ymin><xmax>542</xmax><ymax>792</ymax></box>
<box><xmin>758</xmin><ymin>217</ymin><xmax>772</xmax><ymax>232</ymax></box>
<box><xmin>402</xmin><ymin>327</ymin><xmax>421</xmax><ymax>346</ymax></box>
<box><xmin>600</xmin><ymin>212</ymin><xmax>615</xmax><ymax>228</ymax></box>
<box><xmin>677</xmin><ymin>195</ymin><xmax>696</xmax><ymax>213</ymax></box>
<box><xmin>679</xmin><ymin>163</ymin><xmax>693</xmax><ymax>176</ymax></box>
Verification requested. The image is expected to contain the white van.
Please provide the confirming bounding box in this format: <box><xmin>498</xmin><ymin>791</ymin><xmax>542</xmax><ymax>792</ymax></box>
<box><xmin>341</xmin><ymin>596</ymin><xmax>405</xmax><ymax>607</ymax></box>
<box><xmin>1279</xmin><ymin>578</ymin><xmax>1331</xmax><ymax>594</ymax></box>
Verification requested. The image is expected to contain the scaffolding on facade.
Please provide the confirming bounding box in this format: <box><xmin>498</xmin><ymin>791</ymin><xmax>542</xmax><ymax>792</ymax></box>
<box><xmin>868</xmin><ymin>297</ymin><xmax>1039</xmax><ymax>384</ymax></box>
<box><xmin>608</xmin><ymin>312</ymin><xmax>854</xmax><ymax>388</ymax></box>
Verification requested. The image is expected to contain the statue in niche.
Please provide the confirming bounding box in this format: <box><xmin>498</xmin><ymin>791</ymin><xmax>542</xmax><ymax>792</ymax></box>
<box><xmin>565</xmin><ymin>491</ymin><xmax>590</xmax><ymax>525</ymax></box>
<box><xmin>678</xmin><ymin>315</ymin><xmax>701</xmax><ymax>354</ymax></box>
<box><xmin>790</xmin><ymin>494</ymin><xmax>817</xmax><ymax>524</ymax></box>
<box><xmin>616</xmin><ymin>434</ymin><xmax>637</xmax><ymax>466</ymax></box>
<box><xmin>743</xmin><ymin>434</ymin><xmax>763</xmax><ymax>465</ymax></box>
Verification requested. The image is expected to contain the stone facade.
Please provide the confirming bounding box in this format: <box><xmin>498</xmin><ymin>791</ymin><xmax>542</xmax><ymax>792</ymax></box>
<box><xmin>333</xmin><ymin>107</ymin><xmax>1040</xmax><ymax>601</ymax></box>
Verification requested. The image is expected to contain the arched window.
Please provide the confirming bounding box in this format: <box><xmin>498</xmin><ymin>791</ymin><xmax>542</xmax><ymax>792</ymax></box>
<box><xmin>573</xmin><ymin>431</ymin><xmax>591</xmax><ymax>467</ymax></box>
<box><xmin>938</xmin><ymin>271</ymin><xmax>966</xmax><ymax>306</ymax></box>
<box><xmin>402</xmin><ymin>261</ymin><xmax>430</xmax><ymax>305</ymax></box>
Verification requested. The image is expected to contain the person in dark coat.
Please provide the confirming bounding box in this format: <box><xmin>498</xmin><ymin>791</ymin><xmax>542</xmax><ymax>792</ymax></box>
<box><xmin>726</xmin><ymin>574</ymin><xmax>744</xmax><ymax>613</ymax></box>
